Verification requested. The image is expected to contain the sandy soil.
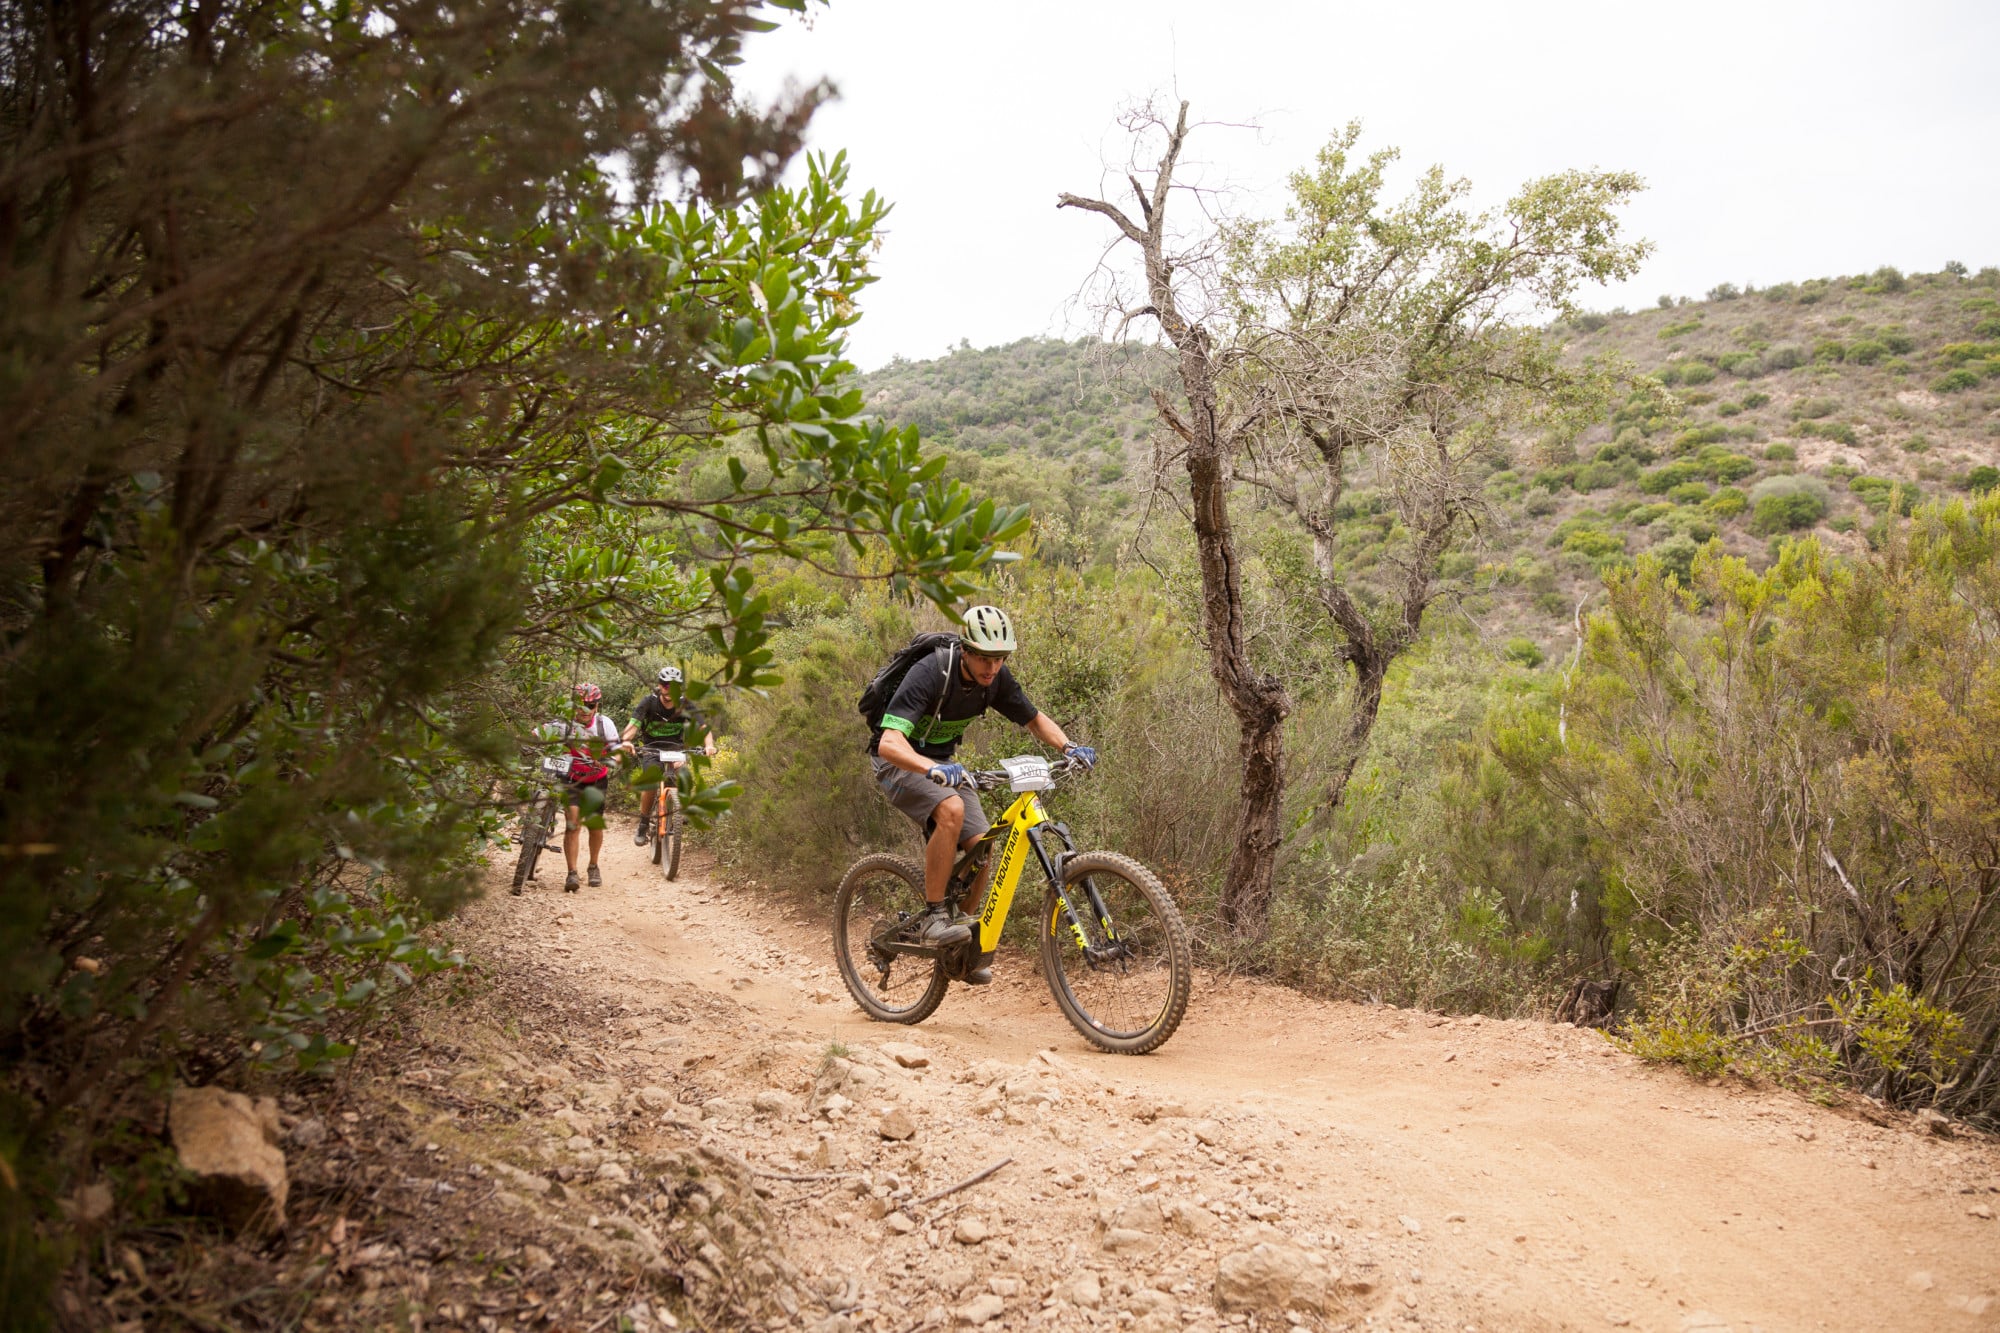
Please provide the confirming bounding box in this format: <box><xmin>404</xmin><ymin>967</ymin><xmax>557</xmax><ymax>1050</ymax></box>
<box><xmin>455</xmin><ymin>829</ymin><xmax>2000</xmax><ymax>1333</ymax></box>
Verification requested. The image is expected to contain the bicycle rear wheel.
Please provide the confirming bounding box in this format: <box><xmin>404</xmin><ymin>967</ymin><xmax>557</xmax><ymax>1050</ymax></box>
<box><xmin>511</xmin><ymin>794</ymin><xmax>553</xmax><ymax>894</ymax></box>
<box><xmin>833</xmin><ymin>854</ymin><xmax>948</xmax><ymax>1024</ymax></box>
<box><xmin>1040</xmin><ymin>851</ymin><xmax>1192</xmax><ymax>1054</ymax></box>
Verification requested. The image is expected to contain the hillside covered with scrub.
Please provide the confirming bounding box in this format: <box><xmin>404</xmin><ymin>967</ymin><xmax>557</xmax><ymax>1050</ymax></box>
<box><xmin>858</xmin><ymin>265</ymin><xmax>2000</xmax><ymax>657</ymax></box>
<box><xmin>710</xmin><ymin>264</ymin><xmax>2000</xmax><ymax>1127</ymax></box>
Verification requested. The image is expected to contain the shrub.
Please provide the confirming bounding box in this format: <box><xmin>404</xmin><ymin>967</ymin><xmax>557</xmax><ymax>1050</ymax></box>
<box><xmin>1966</xmin><ymin>465</ymin><xmax>2000</xmax><ymax>494</ymax></box>
<box><xmin>1572</xmin><ymin>312</ymin><xmax>1611</xmax><ymax>333</ymax></box>
<box><xmin>1848</xmin><ymin>340</ymin><xmax>1888</xmax><ymax>365</ymax></box>
<box><xmin>1901</xmin><ymin>434</ymin><xmax>1930</xmax><ymax>453</ymax></box>
<box><xmin>1933</xmin><ymin>368</ymin><xmax>1982</xmax><ymax>393</ymax></box>
<box><xmin>1792</xmin><ymin>396</ymin><xmax>1839</xmax><ymax>419</ymax></box>
<box><xmin>1748</xmin><ymin>475</ymin><xmax>1831</xmax><ymax>534</ymax></box>
<box><xmin>1627</xmin><ymin>502</ymin><xmax>1676</xmax><ymax>526</ymax></box>
<box><xmin>1742</xmin><ymin>391</ymin><xmax>1772</xmax><ymax>409</ymax></box>
<box><xmin>1671</xmin><ymin>424</ymin><xmax>1729</xmax><ymax>454</ymax></box>
<box><xmin>1675</xmin><ymin>360</ymin><xmax>1717</xmax><ymax>385</ymax></box>
<box><xmin>1523</xmin><ymin>490</ymin><xmax>1558</xmax><ymax>516</ymax></box>
<box><xmin>1799</xmin><ymin>420</ymin><xmax>1859</xmax><ymax>446</ymax></box>
<box><xmin>1503</xmin><ymin>637</ymin><xmax>1546</xmax><ymax>668</ymax></box>
<box><xmin>1760</xmin><ymin>344</ymin><xmax>1807</xmax><ymax>373</ymax></box>
<box><xmin>1662</xmin><ymin>509</ymin><xmax>1718</xmax><ymax>543</ymax></box>
<box><xmin>1849</xmin><ymin>475</ymin><xmax>1918</xmax><ymax>515</ymax></box>
<box><xmin>1668</xmin><ymin>481</ymin><xmax>1711</xmax><ymax>505</ymax></box>
<box><xmin>1813</xmin><ymin>339</ymin><xmax>1847</xmax><ymax>364</ymax></box>
<box><xmin>1870</xmin><ymin>265</ymin><xmax>1907</xmax><ymax>293</ymax></box>
<box><xmin>1573</xmin><ymin>461</ymin><xmax>1623</xmax><ymax>492</ymax></box>
<box><xmin>1647</xmin><ymin>535</ymin><xmax>1701</xmax><ymax>587</ymax></box>
<box><xmin>1716</xmin><ymin>351</ymin><xmax>1760</xmax><ymax>377</ymax></box>
<box><xmin>1716</xmin><ymin>400</ymin><xmax>1742</xmax><ymax>417</ymax></box>
<box><xmin>1764</xmin><ymin>442</ymin><xmax>1797</xmax><ymax>461</ymax></box>
<box><xmin>1639</xmin><ymin>460</ymin><xmax>1707</xmax><ymax>494</ymax></box>
<box><xmin>1974</xmin><ymin>318</ymin><xmax>2000</xmax><ymax>339</ymax></box>
<box><xmin>1707</xmin><ymin>283</ymin><xmax>1741</xmax><ymax>301</ymax></box>
<box><xmin>1707</xmin><ymin>487</ymin><xmax>1748</xmax><ymax>517</ymax></box>
<box><xmin>1660</xmin><ymin>317</ymin><xmax>1703</xmax><ymax>339</ymax></box>
<box><xmin>1881</xmin><ymin>329</ymin><xmax>1919</xmax><ymax>354</ymax></box>
<box><xmin>1701</xmin><ymin>449</ymin><xmax>1757</xmax><ymax>483</ymax></box>
<box><xmin>1762</xmin><ymin>282</ymin><xmax>1797</xmax><ymax>302</ymax></box>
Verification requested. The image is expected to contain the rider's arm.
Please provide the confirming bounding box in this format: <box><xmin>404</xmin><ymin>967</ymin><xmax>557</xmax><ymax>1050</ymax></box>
<box><xmin>621</xmin><ymin>719</ymin><xmax>640</xmax><ymax>742</ymax></box>
<box><xmin>1025</xmin><ymin>712</ymin><xmax>1072</xmax><ymax>752</ymax></box>
<box><xmin>876</xmin><ymin>726</ymin><xmax>935</xmax><ymax>777</ymax></box>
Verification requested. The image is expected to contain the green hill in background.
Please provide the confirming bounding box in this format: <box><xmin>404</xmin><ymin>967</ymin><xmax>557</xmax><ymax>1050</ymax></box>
<box><xmin>861</xmin><ymin>266</ymin><xmax>2000</xmax><ymax>652</ymax></box>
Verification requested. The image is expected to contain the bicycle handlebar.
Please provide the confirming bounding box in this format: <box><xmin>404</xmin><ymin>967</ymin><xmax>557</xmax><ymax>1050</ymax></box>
<box><xmin>943</xmin><ymin>753</ymin><xmax>1091</xmax><ymax>792</ymax></box>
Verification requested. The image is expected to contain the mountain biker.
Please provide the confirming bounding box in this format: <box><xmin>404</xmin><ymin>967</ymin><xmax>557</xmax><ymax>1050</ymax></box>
<box><xmin>870</xmin><ymin>605</ymin><xmax>1095</xmax><ymax>982</ymax></box>
<box><xmin>538</xmin><ymin>683</ymin><xmax>628</xmax><ymax>891</ymax></box>
<box><xmin>624</xmin><ymin>666</ymin><xmax>716</xmax><ymax>845</ymax></box>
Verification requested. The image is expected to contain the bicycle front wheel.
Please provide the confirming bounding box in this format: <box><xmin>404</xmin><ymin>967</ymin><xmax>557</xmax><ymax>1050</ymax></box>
<box><xmin>664</xmin><ymin>806</ymin><xmax>682</xmax><ymax>882</ymax></box>
<box><xmin>833</xmin><ymin>854</ymin><xmax>948</xmax><ymax>1025</ymax></box>
<box><xmin>1040</xmin><ymin>851</ymin><xmax>1192</xmax><ymax>1055</ymax></box>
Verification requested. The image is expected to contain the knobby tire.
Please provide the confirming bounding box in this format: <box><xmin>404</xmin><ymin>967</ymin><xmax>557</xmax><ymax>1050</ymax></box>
<box><xmin>1039</xmin><ymin>851</ymin><xmax>1192</xmax><ymax>1055</ymax></box>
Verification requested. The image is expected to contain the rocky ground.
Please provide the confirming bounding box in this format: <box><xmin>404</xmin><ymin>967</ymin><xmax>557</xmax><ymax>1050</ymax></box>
<box><xmin>97</xmin><ymin>832</ymin><xmax>2000</xmax><ymax>1333</ymax></box>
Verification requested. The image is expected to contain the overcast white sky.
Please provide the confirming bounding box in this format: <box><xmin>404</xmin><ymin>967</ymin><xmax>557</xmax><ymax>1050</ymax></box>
<box><xmin>741</xmin><ymin>1</ymin><xmax>2000</xmax><ymax>370</ymax></box>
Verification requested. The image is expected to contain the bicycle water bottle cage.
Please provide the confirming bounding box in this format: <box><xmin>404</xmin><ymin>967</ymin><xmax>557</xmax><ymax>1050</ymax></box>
<box><xmin>999</xmin><ymin>756</ymin><xmax>1052</xmax><ymax>792</ymax></box>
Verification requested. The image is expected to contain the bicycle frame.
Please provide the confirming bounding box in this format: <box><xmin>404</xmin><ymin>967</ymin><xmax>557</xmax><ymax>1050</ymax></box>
<box><xmin>949</xmin><ymin>787</ymin><xmax>1120</xmax><ymax>970</ymax></box>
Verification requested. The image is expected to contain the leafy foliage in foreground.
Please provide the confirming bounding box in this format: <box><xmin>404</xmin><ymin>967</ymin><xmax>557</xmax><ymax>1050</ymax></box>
<box><xmin>0</xmin><ymin>1</ymin><xmax>1024</xmax><ymax>1316</ymax></box>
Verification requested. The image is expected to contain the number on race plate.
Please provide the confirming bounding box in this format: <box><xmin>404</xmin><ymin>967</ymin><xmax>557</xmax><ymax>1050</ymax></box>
<box><xmin>541</xmin><ymin>755</ymin><xmax>573</xmax><ymax>776</ymax></box>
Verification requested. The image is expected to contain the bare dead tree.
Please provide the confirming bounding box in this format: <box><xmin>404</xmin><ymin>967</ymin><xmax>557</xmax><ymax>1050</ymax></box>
<box><xmin>1059</xmin><ymin>100</ymin><xmax>1291</xmax><ymax>936</ymax></box>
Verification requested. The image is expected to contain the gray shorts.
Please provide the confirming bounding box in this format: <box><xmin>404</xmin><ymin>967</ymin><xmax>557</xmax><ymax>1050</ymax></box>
<box><xmin>872</xmin><ymin>757</ymin><xmax>990</xmax><ymax>845</ymax></box>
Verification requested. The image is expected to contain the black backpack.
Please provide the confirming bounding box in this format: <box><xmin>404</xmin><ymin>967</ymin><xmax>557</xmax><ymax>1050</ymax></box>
<box><xmin>858</xmin><ymin>632</ymin><xmax>958</xmax><ymax>745</ymax></box>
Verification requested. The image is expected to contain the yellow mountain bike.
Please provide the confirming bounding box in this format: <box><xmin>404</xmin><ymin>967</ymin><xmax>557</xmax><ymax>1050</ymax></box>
<box><xmin>832</xmin><ymin>755</ymin><xmax>1192</xmax><ymax>1055</ymax></box>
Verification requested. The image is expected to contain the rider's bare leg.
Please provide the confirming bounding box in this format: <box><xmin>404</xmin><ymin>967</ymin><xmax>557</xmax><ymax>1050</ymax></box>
<box><xmin>924</xmin><ymin>796</ymin><xmax>964</xmax><ymax>904</ymax></box>
<box><xmin>587</xmin><ymin>823</ymin><xmax>604</xmax><ymax>869</ymax></box>
<box><xmin>563</xmin><ymin>804</ymin><xmax>582</xmax><ymax>871</ymax></box>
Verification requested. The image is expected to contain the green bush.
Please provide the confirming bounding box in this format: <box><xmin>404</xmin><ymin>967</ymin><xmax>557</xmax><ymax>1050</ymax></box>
<box><xmin>1660</xmin><ymin>317</ymin><xmax>1703</xmax><ymax>339</ymax></box>
<box><xmin>1553</xmin><ymin>520</ymin><xmax>1626</xmax><ymax>563</ymax></box>
<box><xmin>1933</xmin><ymin>367</ymin><xmax>1982</xmax><ymax>393</ymax></box>
<box><xmin>1848</xmin><ymin>475</ymin><xmax>1918</xmax><ymax>515</ymax></box>
<box><xmin>1765</xmin><ymin>442</ymin><xmax>1797</xmax><ymax>461</ymax></box>
<box><xmin>1881</xmin><ymin>329</ymin><xmax>1919</xmax><ymax>354</ymax></box>
<box><xmin>1793</xmin><ymin>396</ymin><xmax>1839</xmax><ymax>420</ymax></box>
<box><xmin>1901</xmin><ymin>434</ymin><xmax>1930</xmax><ymax>454</ymax></box>
<box><xmin>1748</xmin><ymin>475</ymin><xmax>1831</xmax><ymax>534</ymax></box>
<box><xmin>1626</xmin><ymin>502</ymin><xmax>1676</xmax><ymax>526</ymax></box>
<box><xmin>1753</xmin><ymin>492</ymin><xmax>1826</xmax><ymax>534</ymax></box>
<box><xmin>1707</xmin><ymin>283</ymin><xmax>1741</xmax><ymax>301</ymax></box>
<box><xmin>1799</xmin><ymin>420</ymin><xmax>1859</xmax><ymax>446</ymax></box>
<box><xmin>1716</xmin><ymin>351</ymin><xmax>1760</xmax><ymax>377</ymax></box>
<box><xmin>1675</xmin><ymin>360</ymin><xmax>1717</xmax><ymax>385</ymax></box>
<box><xmin>1662</xmin><ymin>509</ymin><xmax>1718</xmax><ymax>543</ymax></box>
<box><xmin>1707</xmin><ymin>486</ymin><xmax>1748</xmax><ymax>517</ymax></box>
<box><xmin>1966</xmin><ymin>465</ymin><xmax>2000</xmax><ymax>494</ymax></box>
<box><xmin>1647</xmin><ymin>535</ymin><xmax>1701</xmax><ymax>587</ymax></box>
<box><xmin>1742</xmin><ymin>391</ymin><xmax>1772</xmax><ymax>409</ymax></box>
<box><xmin>1639</xmin><ymin>460</ymin><xmax>1707</xmax><ymax>494</ymax></box>
<box><xmin>1573</xmin><ymin>461</ymin><xmax>1623</xmax><ymax>492</ymax></box>
<box><xmin>1668</xmin><ymin>481</ymin><xmax>1711</xmax><ymax>505</ymax></box>
<box><xmin>1761</xmin><ymin>345</ymin><xmax>1808</xmax><ymax>373</ymax></box>
<box><xmin>1503</xmin><ymin>637</ymin><xmax>1546</xmax><ymax>668</ymax></box>
<box><xmin>1702</xmin><ymin>449</ymin><xmax>1758</xmax><ymax>483</ymax></box>
<box><xmin>1813</xmin><ymin>339</ymin><xmax>1847</xmax><ymax>364</ymax></box>
<box><xmin>1762</xmin><ymin>282</ymin><xmax>1798</xmax><ymax>302</ymax></box>
<box><xmin>1715</xmin><ymin>400</ymin><xmax>1742</xmax><ymax>417</ymax></box>
<box><xmin>1973</xmin><ymin>318</ymin><xmax>2000</xmax><ymax>339</ymax></box>
<box><xmin>1939</xmin><ymin>341</ymin><xmax>2000</xmax><ymax>365</ymax></box>
<box><xmin>1870</xmin><ymin>265</ymin><xmax>1907</xmax><ymax>293</ymax></box>
<box><xmin>1848</xmin><ymin>340</ymin><xmax>1888</xmax><ymax>365</ymax></box>
<box><xmin>1671</xmin><ymin>424</ymin><xmax>1729</xmax><ymax>454</ymax></box>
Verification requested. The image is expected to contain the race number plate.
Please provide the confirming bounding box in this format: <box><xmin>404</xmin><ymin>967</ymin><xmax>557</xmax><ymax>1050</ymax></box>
<box><xmin>1000</xmin><ymin>755</ymin><xmax>1053</xmax><ymax>792</ymax></box>
<box><xmin>540</xmin><ymin>755</ymin><xmax>574</xmax><ymax>777</ymax></box>
<box><xmin>661</xmin><ymin>751</ymin><xmax>687</xmax><ymax>765</ymax></box>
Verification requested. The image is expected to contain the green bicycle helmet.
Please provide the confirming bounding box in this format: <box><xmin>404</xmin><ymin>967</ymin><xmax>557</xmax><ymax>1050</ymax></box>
<box><xmin>960</xmin><ymin>604</ymin><xmax>1017</xmax><ymax>654</ymax></box>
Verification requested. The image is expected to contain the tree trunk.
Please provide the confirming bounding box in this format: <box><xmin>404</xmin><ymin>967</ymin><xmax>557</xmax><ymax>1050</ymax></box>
<box><xmin>1060</xmin><ymin>101</ymin><xmax>1291</xmax><ymax>936</ymax></box>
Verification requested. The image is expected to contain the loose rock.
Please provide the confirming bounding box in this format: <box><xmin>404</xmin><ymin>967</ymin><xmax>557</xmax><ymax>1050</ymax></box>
<box><xmin>953</xmin><ymin>1216</ymin><xmax>990</xmax><ymax>1245</ymax></box>
<box><xmin>956</xmin><ymin>1293</ymin><xmax>1005</xmax><ymax>1326</ymax></box>
<box><xmin>878</xmin><ymin>1108</ymin><xmax>916</xmax><ymax>1141</ymax></box>
<box><xmin>1213</xmin><ymin>1241</ymin><xmax>1331</xmax><ymax>1313</ymax></box>
<box><xmin>168</xmin><ymin>1085</ymin><xmax>289</xmax><ymax>1233</ymax></box>
<box><xmin>880</xmin><ymin>1042</ymin><xmax>932</xmax><ymax>1069</ymax></box>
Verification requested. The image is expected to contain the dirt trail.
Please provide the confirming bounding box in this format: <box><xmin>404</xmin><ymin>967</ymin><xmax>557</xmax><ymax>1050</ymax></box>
<box><xmin>461</xmin><ymin>832</ymin><xmax>2000</xmax><ymax>1333</ymax></box>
